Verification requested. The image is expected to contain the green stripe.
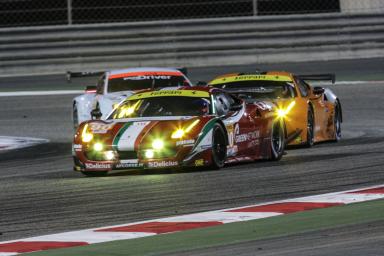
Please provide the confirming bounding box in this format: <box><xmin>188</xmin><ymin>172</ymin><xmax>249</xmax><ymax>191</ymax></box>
<box><xmin>192</xmin><ymin>118</ymin><xmax>218</xmax><ymax>151</ymax></box>
<box><xmin>112</xmin><ymin>122</ymin><xmax>133</xmax><ymax>151</ymax></box>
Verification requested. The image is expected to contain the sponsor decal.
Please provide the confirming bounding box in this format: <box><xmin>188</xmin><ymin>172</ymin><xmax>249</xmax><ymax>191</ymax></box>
<box><xmin>128</xmin><ymin>90</ymin><xmax>210</xmax><ymax>100</ymax></box>
<box><xmin>235</xmin><ymin>131</ymin><xmax>260</xmax><ymax>143</ymax></box>
<box><xmin>116</xmin><ymin>159</ymin><xmax>143</xmax><ymax>168</ymax></box>
<box><xmin>116</xmin><ymin>163</ymin><xmax>143</xmax><ymax>168</ymax></box>
<box><xmin>209</xmin><ymin>75</ymin><xmax>292</xmax><ymax>85</ymax></box>
<box><xmin>73</xmin><ymin>144</ymin><xmax>82</xmax><ymax>152</ymax></box>
<box><xmin>85</xmin><ymin>163</ymin><xmax>112</xmax><ymax>169</ymax></box>
<box><xmin>226</xmin><ymin>145</ymin><xmax>238</xmax><ymax>157</ymax></box>
<box><xmin>247</xmin><ymin>140</ymin><xmax>259</xmax><ymax>147</ymax></box>
<box><xmin>194</xmin><ymin>159</ymin><xmax>204</xmax><ymax>166</ymax></box>
<box><xmin>295</xmin><ymin>136</ymin><xmax>302</xmax><ymax>143</ymax></box>
<box><xmin>89</xmin><ymin>123</ymin><xmax>114</xmax><ymax>134</ymax></box>
<box><xmin>148</xmin><ymin>161</ymin><xmax>178</xmax><ymax>168</ymax></box>
<box><xmin>124</xmin><ymin>75</ymin><xmax>171</xmax><ymax>80</ymax></box>
<box><xmin>176</xmin><ymin>139</ymin><xmax>195</xmax><ymax>146</ymax></box>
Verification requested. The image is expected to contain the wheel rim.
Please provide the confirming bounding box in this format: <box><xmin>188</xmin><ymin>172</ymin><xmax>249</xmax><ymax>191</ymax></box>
<box><xmin>307</xmin><ymin>110</ymin><xmax>314</xmax><ymax>145</ymax></box>
<box><xmin>272</xmin><ymin>122</ymin><xmax>283</xmax><ymax>155</ymax></box>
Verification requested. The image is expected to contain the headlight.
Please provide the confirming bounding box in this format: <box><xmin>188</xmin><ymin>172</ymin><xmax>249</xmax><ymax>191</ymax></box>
<box><xmin>145</xmin><ymin>149</ymin><xmax>154</xmax><ymax>159</ymax></box>
<box><xmin>152</xmin><ymin>139</ymin><xmax>164</xmax><ymax>150</ymax></box>
<box><xmin>81</xmin><ymin>123</ymin><xmax>93</xmax><ymax>143</ymax></box>
<box><xmin>93</xmin><ymin>142</ymin><xmax>103</xmax><ymax>151</ymax></box>
<box><xmin>171</xmin><ymin>119</ymin><xmax>200</xmax><ymax>139</ymax></box>
<box><xmin>276</xmin><ymin>101</ymin><xmax>295</xmax><ymax>119</ymax></box>
<box><xmin>104</xmin><ymin>151</ymin><xmax>116</xmax><ymax>160</ymax></box>
<box><xmin>171</xmin><ymin>129</ymin><xmax>185</xmax><ymax>139</ymax></box>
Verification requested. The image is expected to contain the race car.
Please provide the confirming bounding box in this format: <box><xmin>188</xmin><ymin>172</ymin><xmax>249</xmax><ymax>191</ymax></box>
<box><xmin>72</xmin><ymin>87</ymin><xmax>286</xmax><ymax>176</ymax></box>
<box><xmin>71</xmin><ymin>67</ymin><xmax>192</xmax><ymax>129</ymax></box>
<box><xmin>209</xmin><ymin>71</ymin><xmax>342</xmax><ymax>147</ymax></box>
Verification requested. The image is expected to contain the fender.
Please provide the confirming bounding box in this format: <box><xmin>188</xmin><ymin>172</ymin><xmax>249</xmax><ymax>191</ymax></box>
<box><xmin>324</xmin><ymin>88</ymin><xmax>338</xmax><ymax>104</ymax></box>
<box><xmin>73</xmin><ymin>93</ymin><xmax>96</xmax><ymax>125</ymax></box>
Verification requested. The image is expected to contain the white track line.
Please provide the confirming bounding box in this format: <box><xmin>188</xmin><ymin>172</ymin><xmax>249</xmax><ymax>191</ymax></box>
<box><xmin>0</xmin><ymin>136</ymin><xmax>49</xmax><ymax>151</ymax></box>
<box><xmin>0</xmin><ymin>90</ymin><xmax>83</xmax><ymax>97</ymax></box>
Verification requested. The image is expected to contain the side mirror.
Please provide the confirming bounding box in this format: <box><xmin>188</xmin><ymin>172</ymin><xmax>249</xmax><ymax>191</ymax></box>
<box><xmin>91</xmin><ymin>109</ymin><xmax>102</xmax><ymax>119</ymax></box>
<box><xmin>230</xmin><ymin>104</ymin><xmax>242</xmax><ymax>112</ymax></box>
<box><xmin>313</xmin><ymin>86</ymin><xmax>325</xmax><ymax>95</ymax></box>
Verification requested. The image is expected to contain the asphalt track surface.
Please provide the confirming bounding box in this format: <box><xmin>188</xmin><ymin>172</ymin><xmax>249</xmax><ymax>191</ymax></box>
<box><xmin>1</xmin><ymin>58</ymin><xmax>384</xmax><ymax>255</ymax></box>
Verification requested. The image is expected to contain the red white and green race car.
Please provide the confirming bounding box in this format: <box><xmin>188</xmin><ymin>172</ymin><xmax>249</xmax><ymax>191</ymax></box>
<box><xmin>72</xmin><ymin>87</ymin><xmax>286</xmax><ymax>176</ymax></box>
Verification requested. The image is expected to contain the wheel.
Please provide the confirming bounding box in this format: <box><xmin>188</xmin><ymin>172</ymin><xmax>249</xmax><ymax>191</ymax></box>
<box><xmin>210</xmin><ymin>123</ymin><xmax>227</xmax><ymax>169</ymax></box>
<box><xmin>333</xmin><ymin>103</ymin><xmax>342</xmax><ymax>141</ymax></box>
<box><xmin>270</xmin><ymin>120</ymin><xmax>285</xmax><ymax>161</ymax></box>
<box><xmin>81</xmin><ymin>171</ymin><xmax>108</xmax><ymax>177</ymax></box>
<box><xmin>73</xmin><ymin>104</ymin><xmax>79</xmax><ymax>131</ymax></box>
<box><xmin>305</xmin><ymin>106</ymin><xmax>315</xmax><ymax>147</ymax></box>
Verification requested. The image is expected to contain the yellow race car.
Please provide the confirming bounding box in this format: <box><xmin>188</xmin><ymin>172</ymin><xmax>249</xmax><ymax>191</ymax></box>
<box><xmin>209</xmin><ymin>71</ymin><xmax>342</xmax><ymax>147</ymax></box>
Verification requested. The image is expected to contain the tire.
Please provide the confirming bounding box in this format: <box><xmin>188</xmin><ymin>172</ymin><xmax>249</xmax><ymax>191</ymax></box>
<box><xmin>333</xmin><ymin>103</ymin><xmax>342</xmax><ymax>141</ymax></box>
<box><xmin>210</xmin><ymin>123</ymin><xmax>227</xmax><ymax>169</ymax></box>
<box><xmin>73</xmin><ymin>104</ymin><xmax>79</xmax><ymax>131</ymax></box>
<box><xmin>270</xmin><ymin>120</ymin><xmax>285</xmax><ymax>161</ymax></box>
<box><xmin>81</xmin><ymin>171</ymin><xmax>108</xmax><ymax>177</ymax></box>
<box><xmin>305</xmin><ymin>106</ymin><xmax>315</xmax><ymax>147</ymax></box>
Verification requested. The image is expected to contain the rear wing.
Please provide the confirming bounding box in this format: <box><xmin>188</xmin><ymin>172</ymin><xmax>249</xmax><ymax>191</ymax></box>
<box><xmin>66</xmin><ymin>71</ymin><xmax>104</xmax><ymax>82</ymax></box>
<box><xmin>298</xmin><ymin>74</ymin><xmax>336</xmax><ymax>85</ymax></box>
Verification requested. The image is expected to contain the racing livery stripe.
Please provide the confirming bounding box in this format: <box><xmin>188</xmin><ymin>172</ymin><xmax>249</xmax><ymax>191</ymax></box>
<box><xmin>112</xmin><ymin>122</ymin><xmax>133</xmax><ymax>151</ymax></box>
<box><xmin>114</xmin><ymin>122</ymin><xmax>151</xmax><ymax>151</ymax></box>
<box><xmin>1</xmin><ymin>184</ymin><xmax>384</xmax><ymax>255</ymax></box>
<box><xmin>109</xmin><ymin>71</ymin><xmax>182</xmax><ymax>79</ymax></box>
<box><xmin>192</xmin><ymin>118</ymin><xmax>218</xmax><ymax>150</ymax></box>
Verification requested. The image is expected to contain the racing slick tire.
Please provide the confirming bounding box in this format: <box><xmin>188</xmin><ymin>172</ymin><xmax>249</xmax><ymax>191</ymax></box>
<box><xmin>305</xmin><ymin>106</ymin><xmax>315</xmax><ymax>147</ymax></box>
<box><xmin>81</xmin><ymin>171</ymin><xmax>108</xmax><ymax>177</ymax></box>
<box><xmin>210</xmin><ymin>123</ymin><xmax>227</xmax><ymax>169</ymax></box>
<box><xmin>270</xmin><ymin>120</ymin><xmax>285</xmax><ymax>161</ymax></box>
<box><xmin>333</xmin><ymin>102</ymin><xmax>342</xmax><ymax>141</ymax></box>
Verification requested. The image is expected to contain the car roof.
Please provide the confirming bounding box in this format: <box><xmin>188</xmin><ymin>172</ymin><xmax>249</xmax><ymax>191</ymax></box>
<box><xmin>108</xmin><ymin>67</ymin><xmax>183</xmax><ymax>76</ymax></box>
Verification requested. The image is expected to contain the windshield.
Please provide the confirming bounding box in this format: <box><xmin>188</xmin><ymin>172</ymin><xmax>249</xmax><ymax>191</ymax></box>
<box><xmin>211</xmin><ymin>80</ymin><xmax>296</xmax><ymax>99</ymax></box>
<box><xmin>108</xmin><ymin>75</ymin><xmax>187</xmax><ymax>93</ymax></box>
<box><xmin>109</xmin><ymin>96</ymin><xmax>212</xmax><ymax>119</ymax></box>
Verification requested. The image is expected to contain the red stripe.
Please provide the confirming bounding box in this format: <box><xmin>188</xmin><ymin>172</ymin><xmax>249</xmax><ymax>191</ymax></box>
<box><xmin>109</xmin><ymin>71</ymin><xmax>182</xmax><ymax>79</ymax></box>
<box><xmin>226</xmin><ymin>202</ymin><xmax>343</xmax><ymax>214</ymax></box>
<box><xmin>348</xmin><ymin>187</ymin><xmax>384</xmax><ymax>194</ymax></box>
<box><xmin>0</xmin><ymin>241</ymin><xmax>88</xmax><ymax>253</ymax></box>
<box><xmin>96</xmin><ymin>221</ymin><xmax>222</xmax><ymax>234</ymax></box>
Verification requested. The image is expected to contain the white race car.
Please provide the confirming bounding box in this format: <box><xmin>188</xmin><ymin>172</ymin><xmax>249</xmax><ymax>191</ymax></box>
<box><xmin>71</xmin><ymin>67</ymin><xmax>192</xmax><ymax>129</ymax></box>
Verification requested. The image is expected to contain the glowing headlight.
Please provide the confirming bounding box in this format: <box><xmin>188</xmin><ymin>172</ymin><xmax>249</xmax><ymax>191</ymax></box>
<box><xmin>152</xmin><ymin>139</ymin><xmax>164</xmax><ymax>150</ymax></box>
<box><xmin>171</xmin><ymin>119</ymin><xmax>200</xmax><ymax>139</ymax></box>
<box><xmin>104</xmin><ymin>151</ymin><xmax>115</xmax><ymax>160</ymax></box>
<box><xmin>145</xmin><ymin>150</ymin><xmax>154</xmax><ymax>158</ymax></box>
<box><xmin>93</xmin><ymin>142</ymin><xmax>103</xmax><ymax>151</ymax></box>
<box><xmin>276</xmin><ymin>101</ymin><xmax>295</xmax><ymax>119</ymax></box>
<box><xmin>81</xmin><ymin>123</ymin><xmax>93</xmax><ymax>143</ymax></box>
<box><xmin>171</xmin><ymin>129</ymin><xmax>185</xmax><ymax>139</ymax></box>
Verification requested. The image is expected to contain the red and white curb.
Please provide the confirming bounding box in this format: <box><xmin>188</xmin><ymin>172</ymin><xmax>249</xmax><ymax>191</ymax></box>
<box><xmin>1</xmin><ymin>185</ymin><xmax>383</xmax><ymax>255</ymax></box>
<box><xmin>0</xmin><ymin>136</ymin><xmax>49</xmax><ymax>152</ymax></box>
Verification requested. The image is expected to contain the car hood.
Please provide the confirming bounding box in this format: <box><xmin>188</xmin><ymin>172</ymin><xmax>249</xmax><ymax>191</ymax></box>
<box><xmin>76</xmin><ymin>116</ymin><xmax>214</xmax><ymax>152</ymax></box>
